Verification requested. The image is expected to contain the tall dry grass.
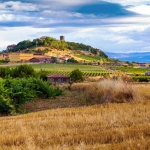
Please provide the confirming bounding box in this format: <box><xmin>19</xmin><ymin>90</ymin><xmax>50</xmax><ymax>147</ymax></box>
<box><xmin>0</xmin><ymin>100</ymin><xmax>150</xmax><ymax>149</ymax></box>
<box><xmin>71</xmin><ymin>79</ymin><xmax>141</xmax><ymax>104</ymax></box>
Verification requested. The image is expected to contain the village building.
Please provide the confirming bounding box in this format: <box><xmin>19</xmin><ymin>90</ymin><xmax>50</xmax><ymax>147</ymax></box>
<box><xmin>145</xmin><ymin>72</ymin><xmax>150</xmax><ymax>76</ymax></box>
<box><xmin>8</xmin><ymin>53</ymin><xmax>33</xmax><ymax>62</ymax></box>
<box><xmin>29</xmin><ymin>57</ymin><xmax>52</xmax><ymax>63</ymax></box>
<box><xmin>133</xmin><ymin>63</ymin><xmax>150</xmax><ymax>68</ymax></box>
<box><xmin>0</xmin><ymin>54</ymin><xmax>9</xmax><ymax>60</ymax></box>
<box><xmin>40</xmin><ymin>36</ymin><xmax>48</xmax><ymax>40</ymax></box>
<box><xmin>47</xmin><ymin>74</ymin><xmax>70</xmax><ymax>84</ymax></box>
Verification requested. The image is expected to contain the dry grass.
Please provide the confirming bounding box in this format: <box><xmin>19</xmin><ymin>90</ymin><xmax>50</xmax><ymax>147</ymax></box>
<box><xmin>0</xmin><ymin>100</ymin><xmax>150</xmax><ymax>149</ymax></box>
<box><xmin>0</xmin><ymin>80</ymin><xmax>150</xmax><ymax>149</ymax></box>
<box><xmin>71</xmin><ymin>79</ymin><xmax>142</xmax><ymax>104</ymax></box>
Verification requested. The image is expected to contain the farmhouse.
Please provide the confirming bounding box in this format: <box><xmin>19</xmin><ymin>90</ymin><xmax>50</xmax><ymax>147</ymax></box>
<box><xmin>29</xmin><ymin>57</ymin><xmax>52</xmax><ymax>63</ymax></box>
<box><xmin>145</xmin><ymin>72</ymin><xmax>150</xmax><ymax>76</ymax></box>
<box><xmin>47</xmin><ymin>74</ymin><xmax>70</xmax><ymax>84</ymax></box>
<box><xmin>0</xmin><ymin>54</ymin><xmax>8</xmax><ymax>60</ymax></box>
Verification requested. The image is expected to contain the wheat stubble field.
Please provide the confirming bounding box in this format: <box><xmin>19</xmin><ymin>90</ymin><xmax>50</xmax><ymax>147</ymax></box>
<box><xmin>0</xmin><ymin>81</ymin><xmax>150</xmax><ymax>150</ymax></box>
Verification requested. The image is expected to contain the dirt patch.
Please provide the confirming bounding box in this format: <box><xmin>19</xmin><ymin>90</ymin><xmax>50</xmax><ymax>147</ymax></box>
<box><xmin>20</xmin><ymin>91</ymin><xmax>84</xmax><ymax>112</ymax></box>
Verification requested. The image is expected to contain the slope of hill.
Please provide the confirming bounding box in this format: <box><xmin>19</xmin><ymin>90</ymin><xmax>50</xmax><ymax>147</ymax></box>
<box><xmin>7</xmin><ymin>36</ymin><xmax>108</xmax><ymax>59</ymax></box>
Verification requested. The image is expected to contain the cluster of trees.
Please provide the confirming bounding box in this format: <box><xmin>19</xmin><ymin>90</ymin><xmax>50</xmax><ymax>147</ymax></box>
<box><xmin>0</xmin><ymin>77</ymin><xmax>63</xmax><ymax>115</ymax></box>
<box><xmin>0</xmin><ymin>65</ymin><xmax>63</xmax><ymax>115</ymax></box>
<box><xmin>0</xmin><ymin>64</ymin><xmax>85</xmax><ymax>115</ymax></box>
<box><xmin>66</xmin><ymin>42</ymin><xmax>108</xmax><ymax>58</ymax></box>
<box><xmin>7</xmin><ymin>36</ymin><xmax>108</xmax><ymax>58</ymax></box>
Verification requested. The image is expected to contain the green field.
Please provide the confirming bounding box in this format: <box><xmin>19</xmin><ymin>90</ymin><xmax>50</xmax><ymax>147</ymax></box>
<box><xmin>75</xmin><ymin>54</ymin><xmax>107</xmax><ymax>62</ymax></box>
<box><xmin>31</xmin><ymin>63</ymin><xmax>111</xmax><ymax>76</ymax></box>
<box><xmin>110</xmin><ymin>66</ymin><xmax>150</xmax><ymax>74</ymax></box>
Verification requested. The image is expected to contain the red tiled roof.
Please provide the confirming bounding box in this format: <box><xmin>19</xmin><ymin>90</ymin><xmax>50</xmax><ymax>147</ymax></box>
<box><xmin>30</xmin><ymin>57</ymin><xmax>51</xmax><ymax>61</ymax></box>
<box><xmin>47</xmin><ymin>74</ymin><xmax>70</xmax><ymax>78</ymax></box>
<box><xmin>0</xmin><ymin>54</ymin><xmax>8</xmax><ymax>56</ymax></box>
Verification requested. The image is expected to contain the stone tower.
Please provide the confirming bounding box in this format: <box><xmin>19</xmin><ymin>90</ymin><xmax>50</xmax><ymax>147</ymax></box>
<box><xmin>60</xmin><ymin>36</ymin><xmax>65</xmax><ymax>41</ymax></box>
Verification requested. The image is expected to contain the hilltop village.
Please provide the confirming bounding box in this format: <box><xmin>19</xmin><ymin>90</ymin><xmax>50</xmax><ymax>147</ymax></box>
<box><xmin>0</xmin><ymin>36</ymin><xmax>106</xmax><ymax>64</ymax></box>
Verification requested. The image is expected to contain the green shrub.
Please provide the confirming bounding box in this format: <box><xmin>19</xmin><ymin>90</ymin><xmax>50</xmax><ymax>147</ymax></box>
<box><xmin>0</xmin><ymin>77</ymin><xmax>63</xmax><ymax>114</ymax></box>
<box><xmin>28</xmin><ymin>78</ymin><xmax>63</xmax><ymax>98</ymax></box>
<box><xmin>38</xmin><ymin>70</ymin><xmax>51</xmax><ymax>81</ymax></box>
<box><xmin>0</xmin><ymin>78</ymin><xmax>14</xmax><ymax>115</ymax></box>
<box><xmin>70</xmin><ymin>69</ymin><xmax>84</xmax><ymax>83</ymax></box>
<box><xmin>12</xmin><ymin>64</ymin><xmax>36</xmax><ymax>78</ymax></box>
<box><xmin>0</xmin><ymin>96</ymin><xmax>13</xmax><ymax>115</ymax></box>
<box><xmin>4</xmin><ymin>78</ymin><xmax>35</xmax><ymax>110</ymax></box>
<box><xmin>0</xmin><ymin>67</ymin><xmax>12</xmax><ymax>78</ymax></box>
<box><xmin>53</xmin><ymin>87</ymin><xmax>64</xmax><ymax>96</ymax></box>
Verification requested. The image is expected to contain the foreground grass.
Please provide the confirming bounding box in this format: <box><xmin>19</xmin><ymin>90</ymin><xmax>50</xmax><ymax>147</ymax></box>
<box><xmin>0</xmin><ymin>100</ymin><xmax>150</xmax><ymax>150</ymax></box>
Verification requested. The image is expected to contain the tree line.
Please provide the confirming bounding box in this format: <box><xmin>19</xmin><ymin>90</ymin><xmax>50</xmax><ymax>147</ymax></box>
<box><xmin>5</xmin><ymin>36</ymin><xmax>108</xmax><ymax>58</ymax></box>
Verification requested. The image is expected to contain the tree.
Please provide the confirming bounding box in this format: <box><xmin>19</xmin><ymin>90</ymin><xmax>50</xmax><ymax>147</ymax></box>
<box><xmin>12</xmin><ymin>64</ymin><xmax>36</xmax><ymax>78</ymax></box>
<box><xmin>51</xmin><ymin>56</ymin><xmax>57</xmax><ymax>63</ymax></box>
<box><xmin>67</xmin><ymin>57</ymin><xmax>78</xmax><ymax>63</ymax></box>
<box><xmin>70</xmin><ymin>69</ymin><xmax>84</xmax><ymax>83</ymax></box>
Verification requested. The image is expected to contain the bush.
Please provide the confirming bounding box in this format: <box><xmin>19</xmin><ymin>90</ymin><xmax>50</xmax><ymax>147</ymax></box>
<box><xmin>0</xmin><ymin>96</ymin><xmax>13</xmax><ymax>115</ymax></box>
<box><xmin>0</xmin><ymin>67</ymin><xmax>12</xmax><ymax>78</ymax></box>
<box><xmin>12</xmin><ymin>64</ymin><xmax>36</xmax><ymax>78</ymax></box>
<box><xmin>0</xmin><ymin>76</ymin><xmax>64</xmax><ymax>114</ymax></box>
<box><xmin>28</xmin><ymin>78</ymin><xmax>54</xmax><ymax>98</ymax></box>
<box><xmin>0</xmin><ymin>78</ymin><xmax>14</xmax><ymax>115</ymax></box>
<box><xmin>70</xmin><ymin>69</ymin><xmax>84</xmax><ymax>83</ymax></box>
<box><xmin>4</xmin><ymin>78</ymin><xmax>36</xmax><ymax>110</ymax></box>
<box><xmin>38</xmin><ymin>70</ymin><xmax>51</xmax><ymax>81</ymax></box>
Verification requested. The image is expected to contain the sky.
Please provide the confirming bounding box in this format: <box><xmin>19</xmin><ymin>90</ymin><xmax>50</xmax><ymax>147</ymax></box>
<box><xmin>0</xmin><ymin>0</ymin><xmax>150</xmax><ymax>53</ymax></box>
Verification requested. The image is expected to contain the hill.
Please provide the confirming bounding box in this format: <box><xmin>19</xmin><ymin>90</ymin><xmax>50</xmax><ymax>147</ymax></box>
<box><xmin>6</xmin><ymin>36</ymin><xmax>108</xmax><ymax>61</ymax></box>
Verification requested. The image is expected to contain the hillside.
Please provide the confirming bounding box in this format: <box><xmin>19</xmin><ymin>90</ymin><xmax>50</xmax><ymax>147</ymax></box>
<box><xmin>6</xmin><ymin>36</ymin><xmax>108</xmax><ymax>61</ymax></box>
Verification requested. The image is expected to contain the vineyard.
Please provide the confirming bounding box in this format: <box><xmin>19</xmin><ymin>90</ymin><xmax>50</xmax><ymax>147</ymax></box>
<box><xmin>110</xmin><ymin>66</ymin><xmax>150</xmax><ymax>74</ymax></box>
<box><xmin>74</xmin><ymin>54</ymin><xmax>108</xmax><ymax>62</ymax></box>
<box><xmin>31</xmin><ymin>63</ymin><xmax>111</xmax><ymax>76</ymax></box>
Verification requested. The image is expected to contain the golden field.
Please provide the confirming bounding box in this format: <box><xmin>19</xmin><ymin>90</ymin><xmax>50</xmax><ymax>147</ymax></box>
<box><xmin>0</xmin><ymin>81</ymin><xmax>150</xmax><ymax>150</ymax></box>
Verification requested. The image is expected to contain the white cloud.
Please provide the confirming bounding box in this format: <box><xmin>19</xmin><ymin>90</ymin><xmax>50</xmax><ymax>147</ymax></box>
<box><xmin>104</xmin><ymin>16</ymin><xmax>150</xmax><ymax>24</ymax></box>
<box><xmin>42</xmin><ymin>10</ymin><xmax>84</xmax><ymax>19</ymax></box>
<box><xmin>107</xmin><ymin>25</ymin><xmax>150</xmax><ymax>33</ymax></box>
<box><xmin>102</xmin><ymin>0</ymin><xmax>150</xmax><ymax>6</ymax></box>
<box><xmin>0</xmin><ymin>1</ymin><xmax>38</xmax><ymax>11</ymax></box>
<box><xmin>102</xmin><ymin>34</ymin><xmax>141</xmax><ymax>44</ymax></box>
<box><xmin>127</xmin><ymin>5</ymin><xmax>150</xmax><ymax>16</ymax></box>
<box><xmin>0</xmin><ymin>27</ymin><xmax>52</xmax><ymax>50</ymax></box>
<box><xmin>143</xmin><ymin>46</ymin><xmax>150</xmax><ymax>51</ymax></box>
<box><xmin>0</xmin><ymin>14</ymin><xmax>14</xmax><ymax>21</ymax></box>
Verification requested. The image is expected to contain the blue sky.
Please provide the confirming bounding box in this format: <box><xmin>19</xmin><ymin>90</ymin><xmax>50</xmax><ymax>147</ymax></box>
<box><xmin>0</xmin><ymin>0</ymin><xmax>150</xmax><ymax>53</ymax></box>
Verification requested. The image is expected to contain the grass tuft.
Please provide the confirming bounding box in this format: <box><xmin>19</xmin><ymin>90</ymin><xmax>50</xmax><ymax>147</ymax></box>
<box><xmin>71</xmin><ymin>79</ymin><xmax>142</xmax><ymax>104</ymax></box>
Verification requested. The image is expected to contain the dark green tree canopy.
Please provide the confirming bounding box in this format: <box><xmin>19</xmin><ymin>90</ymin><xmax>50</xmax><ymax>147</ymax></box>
<box><xmin>70</xmin><ymin>69</ymin><xmax>84</xmax><ymax>83</ymax></box>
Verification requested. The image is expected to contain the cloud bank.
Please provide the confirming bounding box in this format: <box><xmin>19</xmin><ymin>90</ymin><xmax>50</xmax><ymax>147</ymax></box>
<box><xmin>0</xmin><ymin>0</ymin><xmax>150</xmax><ymax>53</ymax></box>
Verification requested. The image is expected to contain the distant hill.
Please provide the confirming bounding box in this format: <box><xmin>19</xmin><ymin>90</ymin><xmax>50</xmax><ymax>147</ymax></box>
<box><xmin>105</xmin><ymin>52</ymin><xmax>150</xmax><ymax>63</ymax></box>
<box><xmin>6</xmin><ymin>36</ymin><xmax>108</xmax><ymax>59</ymax></box>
